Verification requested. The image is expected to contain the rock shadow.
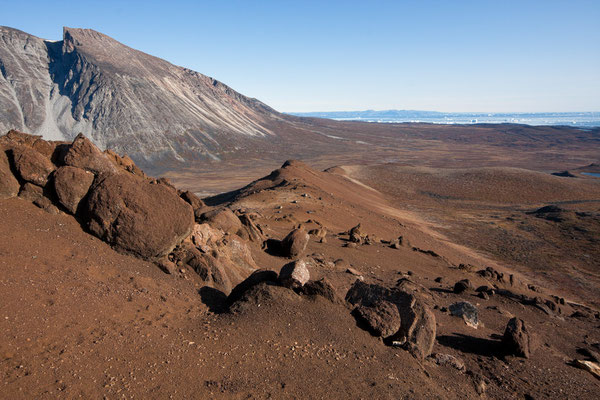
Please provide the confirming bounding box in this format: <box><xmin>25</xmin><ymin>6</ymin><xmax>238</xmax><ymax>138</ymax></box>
<box><xmin>437</xmin><ymin>333</ymin><xmax>502</xmax><ymax>357</ymax></box>
<box><xmin>199</xmin><ymin>286</ymin><xmax>228</xmax><ymax>314</ymax></box>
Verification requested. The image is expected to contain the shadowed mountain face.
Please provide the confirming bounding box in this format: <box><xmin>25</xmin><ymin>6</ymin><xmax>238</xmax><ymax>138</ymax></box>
<box><xmin>0</xmin><ymin>26</ymin><xmax>283</xmax><ymax>169</ymax></box>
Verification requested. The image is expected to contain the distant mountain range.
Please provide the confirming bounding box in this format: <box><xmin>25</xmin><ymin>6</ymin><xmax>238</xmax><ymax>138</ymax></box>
<box><xmin>289</xmin><ymin>110</ymin><xmax>600</xmax><ymax>127</ymax></box>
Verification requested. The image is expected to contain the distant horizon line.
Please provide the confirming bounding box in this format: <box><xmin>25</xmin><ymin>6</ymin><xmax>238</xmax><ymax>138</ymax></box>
<box><xmin>286</xmin><ymin>109</ymin><xmax>600</xmax><ymax>115</ymax></box>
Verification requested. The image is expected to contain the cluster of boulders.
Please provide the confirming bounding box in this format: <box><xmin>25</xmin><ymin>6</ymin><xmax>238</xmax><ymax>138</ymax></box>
<box><xmin>0</xmin><ymin>130</ymin><xmax>270</xmax><ymax>295</ymax></box>
<box><xmin>0</xmin><ymin>130</ymin><xmax>195</xmax><ymax>259</ymax></box>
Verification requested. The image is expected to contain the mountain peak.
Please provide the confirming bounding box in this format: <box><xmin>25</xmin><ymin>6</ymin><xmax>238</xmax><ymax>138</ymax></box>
<box><xmin>0</xmin><ymin>26</ymin><xmax>280</xmax><ymax>171</ymax></box>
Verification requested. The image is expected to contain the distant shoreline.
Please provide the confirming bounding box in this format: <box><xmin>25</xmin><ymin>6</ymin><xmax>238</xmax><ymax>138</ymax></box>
<box><xmin>287</xmin><ymin>111</ymin><xmax>600</xmax><ymax>128</ymax></box>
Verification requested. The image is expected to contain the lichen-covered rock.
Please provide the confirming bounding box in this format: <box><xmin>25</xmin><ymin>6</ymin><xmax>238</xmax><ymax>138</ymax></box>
<box><xmin>0</xmin><ymin>147</ymin><xmax>19</xmax><ymax>199</ymax></box>
<box><xmin>53</xmin><ymin>166</ymin><xmax>95</xmax><ymax>214</ymax></box>
<box><xmin>84</xmin><ymin>172</ymin><xmax>194</xmax><ymax>259</ymax></box>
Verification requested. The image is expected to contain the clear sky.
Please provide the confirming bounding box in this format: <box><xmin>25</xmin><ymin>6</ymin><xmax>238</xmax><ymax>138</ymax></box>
<box><xmin>1</xmin><ymin>0</ymin><xmax>599</xmax><ymax>112</ymax></box>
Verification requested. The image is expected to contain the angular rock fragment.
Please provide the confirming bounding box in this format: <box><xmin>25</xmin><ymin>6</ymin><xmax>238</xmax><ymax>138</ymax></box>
<box><xmin>449</xmin><ymin>301</ymin><xmax>479</xmax><ymax>328</ymax></box>
<box><xmin>63</xmin><ymin>133</ymin><xmax>118</xmax><ymax>176</ymax></box>
<box><xmin>431</xmin><ymin>353</ymin><xmax>466</xmax><ymax>371</ymax></box>
<box><xmin>279</xmin><ymin>259</ymin><xmax>310</xmax><ymax>289</ymax></box>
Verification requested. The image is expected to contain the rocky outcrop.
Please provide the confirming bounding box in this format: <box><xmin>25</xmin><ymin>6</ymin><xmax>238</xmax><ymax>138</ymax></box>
<box><xmin>0</xmin><ymin>26</ymin><xmax>281</xmax><ymax>171</ymax></box>
<box><xmin>346</xmin><ymin>281</ymin><xmax>436</xmax><ymax>359</ymax></box>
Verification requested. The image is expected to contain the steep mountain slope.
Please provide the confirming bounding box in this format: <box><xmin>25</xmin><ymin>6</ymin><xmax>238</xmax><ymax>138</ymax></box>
<box><xmin>0</xmin><ymin>26</ymin><xmax>282</xmax><ymax>168</ymax></box>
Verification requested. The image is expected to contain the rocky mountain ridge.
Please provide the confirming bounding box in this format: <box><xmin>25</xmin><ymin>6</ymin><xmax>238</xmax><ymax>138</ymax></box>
<box><xmin>0</xmin><ymin>26</ymin><xmax>282</xmax><ymax>170</ymax></box>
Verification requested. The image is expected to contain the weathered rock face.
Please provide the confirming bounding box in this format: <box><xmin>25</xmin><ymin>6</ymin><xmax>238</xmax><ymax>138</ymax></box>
<box><xmin>280</xmin><ymin>227</ymin><xmax>310</xmax><ymax>258</ymax></box>
<box><xmin>10</xmin><ymin>146</ymin><xmax>55</xmax><ymax>186</ymax></box>
<box><xmin>63</xmin><ymin>134</ymin><xmax>119</xmax><ymax>176</ymax></box>
<box><xmin>84</xmin><ymin>173</ymin><xmax>194</xmax><ymax>259</ymax></box>
<box><xmin>199</xmin><ymin>208</ymin><xmax>242</xmax><ymax>236</ymax></box>
<box><xmin>53</xmin><ymin>166</ymin><xmax>95</xmax><ymax>213</ymax></box>
<box><xmin>0</xmin><ymin>26</ymin><xmax>280</xmax><ymax>171</ymax></box>
<box><xmin>353</xmin><ymin>300</ymin><xmax>401</xmax><ymax>338</ymax></box>
<box><xmin>278</xmin><ymin>259</ymin><xmax>310</xmax><ymax>289</ymax></box>
<box><xmin>0</xmin><ymin>147</ymin><xmax>19</xmax><ymax>199</ymax></box>
<box><xmin>174</xmin><ymin>223</ymin><xmax>260</xmax><ymax>294</ymax></box>
<box><xmin>502</xmin><ymin>317</ymin><xmax>536</xmax><ymax>358</ymax></box>
<box><xmin>346</xmin><ymin>281</ymin><xmax>436</xmax><ymax>359</ymax></box>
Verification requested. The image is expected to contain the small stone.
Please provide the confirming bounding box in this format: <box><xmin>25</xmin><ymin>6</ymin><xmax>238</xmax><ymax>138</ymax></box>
<box><xmin>431</xmin><ymin>353</ymin><xmax>465</xmax><ymax>371</ymax></box>
<box><xmin>449</xmin><ymin>301</ymin><xmax>479</xmax><ymax>328</ymax></box>
<box><xmin>279</xmin><ymin>259</ymin><xmax>310</xmax><ymax>289</ymax></box>
<box><xmin>453</xmin><ymin>279</ymin><xmax>473</xmax><ymax>294</ymax></box>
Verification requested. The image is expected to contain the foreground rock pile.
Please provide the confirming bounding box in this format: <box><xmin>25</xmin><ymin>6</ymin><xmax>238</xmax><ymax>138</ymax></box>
<box><xmin>1</xmin><ymin>130</ymin><xmax>194</xmax><ymax>259</ymax></box>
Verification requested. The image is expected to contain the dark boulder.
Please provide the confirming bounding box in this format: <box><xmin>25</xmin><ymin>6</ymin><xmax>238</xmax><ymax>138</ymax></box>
<box><xmin>353</xmin><ymin>300</ymin><xmax>401</xmax><ymax>338</ymax></box>
<box><xmin>280</xmin><ymin>227</ymin><xmax>310</xmax><ymax>258</ymax></box>
<box><xmin>227</xmin><ymin>269</ymin><xmax>278</xmax><ymax>306</ymax></box>
<box><xmin>453</xmin><ymin>279</ymin><xmax>473</xmax><ymax>294</ymax></box>
<box><xmin>346</xmin><ymin>281</ymin><xmax>436</xmax><ymax>359</ymax></box>
<box><xmin>502</xmin><ymin>317</ymin><xmax>536</xmax><ymax>358</ymax></box>
<box><xmin>300</xmin><ymin>278</ymin><xmax>340</xmax><ymax>303</ymax></box>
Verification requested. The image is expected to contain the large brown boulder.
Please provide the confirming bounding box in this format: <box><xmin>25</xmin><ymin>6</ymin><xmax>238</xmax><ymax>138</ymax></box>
<box><xmin>84</xmin><ymin>173</ymin><xmax>194</xmax><ymax>259</ymax></box>
<box><xmin>53</xmin><ymin>166</ymin><xmax>95</xmax><ymax>214</ymax></box>
<box><xmin>199</xmin><ymin>208</ymin><xmax>242</xmax><ymax>235</ymax></box>
<box><xmin>10</xmin><ymin>146</ymin><xmax>55</xmax><ymax>186</ymax></box>
<box><xmin>63</xmin><ymin>133</ymin><xmax>119</xmax><ymax>176</ymax></box>
<box><xmin>280</xmin><ymin>227</ymin><xmax>310</xmax><ymax>258</ymax></box>
<box><xmin>346</xmin><ymin>280</ymin><xmax>436</xmax><ymax>359</ymax></box>
<box><xmin>0</xmin><ymin>147</ymin><xmax>19</xmax><ymax>199</ymax></box>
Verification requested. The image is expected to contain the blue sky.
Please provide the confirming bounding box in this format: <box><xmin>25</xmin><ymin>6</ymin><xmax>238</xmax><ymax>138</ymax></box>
<box><xmin>1</xmin><ymin>0</ymin><xmax>599</xmax><ymax>112</ymax></box>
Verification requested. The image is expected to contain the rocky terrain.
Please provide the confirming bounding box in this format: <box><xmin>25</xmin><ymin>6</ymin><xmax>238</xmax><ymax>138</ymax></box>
<box><xmin>1</xmin><ymin>130</ymin><xmax>599</xmax><ymax>398</ymax></box>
